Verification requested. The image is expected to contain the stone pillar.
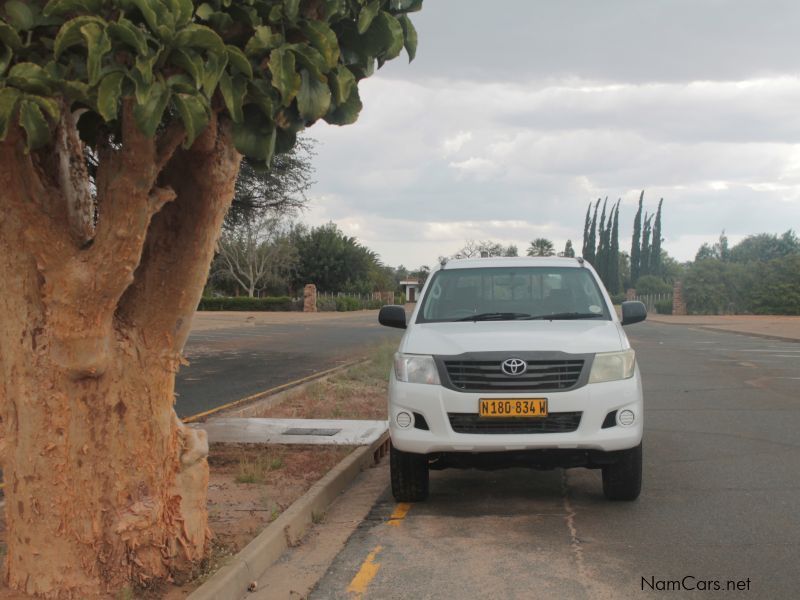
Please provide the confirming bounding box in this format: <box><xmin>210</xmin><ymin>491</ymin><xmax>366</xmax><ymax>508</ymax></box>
<box><xmin>625</xmin><ymin>288</ymin><xmax>637</xmax><ymax>301</ymax></box>
<box><xmin>672</xmin><ymin>281</ymin><xmax>687</xmax><ymax>315</ymax></box>
<box><xmin>303</xmin><ymin>284</ymin><xmax>317</xmax><ymax>312</ymax></box>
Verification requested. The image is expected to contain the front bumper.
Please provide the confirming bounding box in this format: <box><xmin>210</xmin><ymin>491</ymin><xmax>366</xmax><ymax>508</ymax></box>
<box><xmin>388</xmin><ymin>368</ymin><xmax>643</xmax><ymax>455</ymax></box>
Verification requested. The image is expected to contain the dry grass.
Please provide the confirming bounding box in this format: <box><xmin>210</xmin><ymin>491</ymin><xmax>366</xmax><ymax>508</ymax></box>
<box><xmin>234</xmin><ymin>450</ymin><xmax>286</xmax><ymax>484</ymax></box>
<box><xmin>254</xmin><ymin>340</ymin><xmax>396</xmax><ymax>421</ymax></box>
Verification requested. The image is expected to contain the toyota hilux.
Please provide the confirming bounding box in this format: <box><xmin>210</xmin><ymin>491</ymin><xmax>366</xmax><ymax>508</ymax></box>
<box><xmin>378</xmin><ymin>256</ymin><xmax>647</xmax><ymax>502</ymax></box>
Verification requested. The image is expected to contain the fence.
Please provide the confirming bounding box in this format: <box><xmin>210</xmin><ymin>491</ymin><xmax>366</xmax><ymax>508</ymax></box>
<box><xmin>631</xmin><ymin>293</ymin><xmax>673</xmax><ymax>314</ymax></box>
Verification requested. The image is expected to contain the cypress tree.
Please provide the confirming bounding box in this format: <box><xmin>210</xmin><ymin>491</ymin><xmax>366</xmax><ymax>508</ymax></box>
<box><xmin>650</xmin><ymin>198</ymin><xmax>663</xmax><ymax>277</ymax></box>
<box><xmin>564</xmin><ymin>239</ymin><xmax>575</xmax><ymax>257</ymax></box>
<box><xmin>581</xmin><ymin>202</ymin><xmax>591</xmax><ymax>258</ymax></box>
<box><xmin>630</xmin><ymin>191</ymin><xmax>644</xmax><ymax>286</ymax></box>
<box><xmin>609</xmin><ymin>200</ymin><xmax>621</xmax><ymax>294</ymax></box>
<box><xmin>586</xmin><ymin>198</ymin><xmax>600</xmax><ymax>265</ymax></box>
<box><xmin>596</xmin><ymin>198</ymin><xmax>608</xmax><ymax>281</ymax></box>
<box><xmin>640</xmin><ymin>214</ymin><xmax>652</xmax><ymax>278</ymax></box>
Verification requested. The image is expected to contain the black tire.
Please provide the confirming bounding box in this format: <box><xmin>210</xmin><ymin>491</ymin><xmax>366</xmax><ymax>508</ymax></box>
<box><xmin>602</xmin><ymin>443</ymin><xmax>642</xmax><ymax>501</ymax></box>
<box><xmin>390</xmin><ymin>444</ymin><xmax>429</xmax><ymax>502</ymax></box>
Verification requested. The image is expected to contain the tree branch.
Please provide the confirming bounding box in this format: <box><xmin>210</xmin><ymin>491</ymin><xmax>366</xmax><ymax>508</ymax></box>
<box><xmin>117</xmin><ymin>117</ymin><xmax>243</xmax><ymax>354</ymax></box>
<box><xmin>54</xmin><ymin>106</ymin><xmax>94</xmax><ymax>246</ymax></box>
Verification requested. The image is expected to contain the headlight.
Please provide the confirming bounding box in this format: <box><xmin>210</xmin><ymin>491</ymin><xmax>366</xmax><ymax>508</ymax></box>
<box><xmin>589</xmin><ymin>349</ymin><xmax>636</xmax><ymax>383</ymax></box>
<box><xmin>394</xmin><ymin>353</ymin><xmax>441</xmax><ymax>385</ymax></box>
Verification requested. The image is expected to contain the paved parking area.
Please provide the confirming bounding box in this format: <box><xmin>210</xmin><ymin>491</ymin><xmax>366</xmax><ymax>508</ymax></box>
<box><xmin>304</xmin><ymin>321</ymin><xmax>800</xmax><ymax>599</ymax></box>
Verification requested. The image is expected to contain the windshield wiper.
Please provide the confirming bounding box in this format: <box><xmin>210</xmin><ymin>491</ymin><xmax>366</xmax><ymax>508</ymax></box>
<box><xmin>524</xmin><ymin>312</ymin><xmax>604</xmax><ymax>320</ymax></box>
<box><xmin>456</xmin><ymin>312</ymin><xmax>532</xmax><ymax>322</ymax></box>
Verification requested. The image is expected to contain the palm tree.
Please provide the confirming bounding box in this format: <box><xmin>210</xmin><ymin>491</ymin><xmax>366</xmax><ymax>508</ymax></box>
<box><xmin>527</xmin><ymin>238</ymin><xmax>555</xmax><ymax>257</ymax></box>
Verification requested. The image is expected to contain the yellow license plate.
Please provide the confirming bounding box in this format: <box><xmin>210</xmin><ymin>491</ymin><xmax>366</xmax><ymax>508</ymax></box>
<box><xmin>479</xmin><ymin>399</ymin><xmax>548</xmax><ymax>418</ymax></box>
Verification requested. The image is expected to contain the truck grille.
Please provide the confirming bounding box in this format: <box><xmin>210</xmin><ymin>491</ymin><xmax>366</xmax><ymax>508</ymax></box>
<box><xmin>448</xmin><ymin>412</ymin><xmax>582</xmax><ymax>434</ymax></box>
<box><xmin>443</xmin><ymin>359</ymin><xmax>585</xmax><ymax>392</ymax></box>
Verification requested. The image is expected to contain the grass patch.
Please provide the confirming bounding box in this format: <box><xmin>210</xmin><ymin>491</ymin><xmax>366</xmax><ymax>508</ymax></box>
<box><xmin>235</xmin><ymin>450</ymin><xmax>285</xmax><ymax>484</ymax></box>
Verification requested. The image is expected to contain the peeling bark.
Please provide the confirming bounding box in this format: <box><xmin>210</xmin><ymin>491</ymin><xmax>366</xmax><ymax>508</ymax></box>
<box><xmin>0</xmin><ymin>110</ymin><xmax>241</xmax><ymax>598</ymax></box>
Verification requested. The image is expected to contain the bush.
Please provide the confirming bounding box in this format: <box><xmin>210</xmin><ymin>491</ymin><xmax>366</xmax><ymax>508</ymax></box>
<box><xmin>655</xmin><ymin>300</ymin><xmax>673</xmax><ymax>315</ymax></box>
<box><xmin>335</xmin><ymin>296</ymin><xmax>361</xmax><ymax>311</ymax></box>
<box><xmin>610</xmin><ymin>293</ymin><xmax>626</xmax><ymax>305</ymax></box>
<box><xmin>634</xmin><ymin>275</ymin><xmax>672</xmax><ymax>295</ymax></box>
<box><xmin>197</xmin><ymin>296</ymin><xmax>294</xmax><ymax>311</ymax></box>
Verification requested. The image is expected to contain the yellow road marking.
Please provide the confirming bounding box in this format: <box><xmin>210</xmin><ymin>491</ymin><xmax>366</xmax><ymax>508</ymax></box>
<box><xmin>347</xmin><ymin>545</ymin><xmax>382</xmax><ymax>598</ymax></box>
<box><xmin>182</xmin><ymin>358</ymin><xmax>366</xmax><ymax>423</ymax></box>
<box><xmin>387</xmin><ymin>502</ymin><xmax>411</xmax><ymax>526</ymax></box>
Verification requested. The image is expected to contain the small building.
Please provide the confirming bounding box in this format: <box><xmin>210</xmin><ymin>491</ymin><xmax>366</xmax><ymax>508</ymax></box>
<box><xmin>400</xmin><ymin>279</ymin><xmax>421</xmax><ymax>303</ymax></box>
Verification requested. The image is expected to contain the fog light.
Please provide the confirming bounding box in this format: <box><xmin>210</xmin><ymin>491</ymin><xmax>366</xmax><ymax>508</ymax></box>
<box><xmin>396</xmin><ymin>411</ymin><xmax>412</xmax><ymax>428</ymax></box>
<box><xmin>618</xmin><ymin>410</ymin><xmax>635</xmax><ymax>426</ymax></box>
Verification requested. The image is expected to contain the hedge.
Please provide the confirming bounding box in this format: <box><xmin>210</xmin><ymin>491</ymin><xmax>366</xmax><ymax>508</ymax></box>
<box><xmin>197</xmin><ymin>296</ymin><xmax>295</xmax><ymax>311</ymax></box>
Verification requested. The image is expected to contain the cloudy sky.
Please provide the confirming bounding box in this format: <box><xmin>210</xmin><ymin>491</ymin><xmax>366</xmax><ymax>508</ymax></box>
<box><xmin>303</xmin><ymin>0</ymin><xmax>800</xmax><ymax>269</ymax></box>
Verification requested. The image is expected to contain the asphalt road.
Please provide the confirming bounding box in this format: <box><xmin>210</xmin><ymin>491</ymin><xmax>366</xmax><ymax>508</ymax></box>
<box><xmin>175</xmin><ymin>311</ymin><xmax>402</xmax><ymax>418</ymax></box>
<box><xmin>309</xmin><ymin>321</ymin><xmax>800</xmax><ymax>599</ymax></box>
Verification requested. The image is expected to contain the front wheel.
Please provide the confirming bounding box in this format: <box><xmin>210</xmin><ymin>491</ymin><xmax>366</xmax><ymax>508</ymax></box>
<box><xmin>390</xmin><ymin>444</ymin><xmax>429</xmax><ymax>502</ymax></box>
<box><xmin>602</xmin><ymin>443</ymin><xmax>642</xmax><ymax>501</ymax></box>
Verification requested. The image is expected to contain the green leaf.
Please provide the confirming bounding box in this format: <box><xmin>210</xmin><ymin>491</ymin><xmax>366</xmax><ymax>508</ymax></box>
<box><xmin>389</xmin><ymin>0</ymin><xmax>423</xmax><ymax>11</ymax></box>
<box><xmin>169</xmin><ymin>0</ymin><xmax>193</xmax><ymax>27</ymax></box>
<box><xmin>7</xmin><ymin>62</ymin><xmax>55</xmax><ymax>95</ymax></box>
<box><xmin>296</xmin><ymin>69</ymin><xmax>331</xmax><ymax>122</ymax></box>
<box><xmin>18</xmin><ymin>99</ymin><xmax>50</xmax><ymax>150</ymax></box>
<box><xmin>232</xmin><ymin>110</ymin><xmax>276</xmax><ymax>163</ymax></box>
<box><xmin>364</xmin><ymin>12</ymin><xmax>404</xmax><ymax>60</ymax></box>
<box><xmin>218</xmin><ymin>71</ymin><xmax>246</xmax><ymax>123</ymax></box>
<box><xmin>0</xmin><ymin>87</ymin><xmax>21</xmax><ymax>140</ymax></box>
<box><xmin>62</xmin><ymin>79</ymin><xmax>91</xmax><ymax>103</ymax></box>
<box><xmin>131</xmin><ymin>0</ymin><xmax>172</xmax><ymax>36</ymax></box>
<box><xmin>0</xmin><ymin>21</ymin><xmax>22</xmax><ymax>49</ymax></box>
<box><xmin>244</xmin><ymin>25</ymin><xmax>282</xmax><ymax>58</ymax></box>
<box><xmin>225</xmin><ymin>45</ymin><xmax>252</xmax><ymax>78</ymax></box>
<box><xmin>133</xmin><ymin>78</ymin><xmax>170</xmax><ymax>137</ymax></box>
<box><xmin>0</xmin><ymin>42</ymin><xmax>11</xmax><ymax>76</ymax></box>
<box><xmin>80</xmin><ymin>22</ymin><xmax>112</xmax><ymax>86</ymax></box>
<box><xmin>195</xmin><ymin>3</ymin><xmax>214</xmax><ymax>20</ymax></box>
<box><xmin>357</xmin><ymin>0</ymin><xmax>380</xmax><ymax>35</ymax></box>
<box><xmin>173</xmin><ymin>92</ymin><xmax>209</xmax><ymax>147</ymax></box>
<box><xmin>246</xmin><ymin>79</ymin><xmax>275</xmax><ymax>118</ymax></box>
<box><xmin>328</xmin><ymin>66</ymin><xmax>355</xmax><ymax>104</ymax></box>
<box><xmin>397</xmin><ymin>14</ymin><xmax>417</xmax><ymax>62</ymax></box>
<box><xmin>325</xmin><ymin>84</ymin><xmax>362</xmax><ymax>125</ymax></box>
<box><xmin>174</xmin><ymin>24</ymin><xmax>226</xmax><ymax>56</ymax></box>
<box><xmin>96</xmin><ymin>71</ymin><xmax>125</xmax><ymax>121</ymax></box>
<box><xmin>43</xmin><ymin>0</ymin><xmax>102</xmax><ymax>17</ymax></box>
<box><xmin>170</xmin><ymin>48</ymin><xmax>203</xmax><ymax>89</ymax></box>
<box><xmin>53</xmin><ymin>15</ymin><xmax>106</xmax><ymax>59</ymax></box>
<box><xmin>166</xmin><ymin>73</ymin><xmax>196</xmax><ymax>93</ymax></box>
<box><xmin>268</xmin><ymin>46</ymin><xmax>300</xmax><ymax>106</ymax></box>
<box><xmin>201</xmin><ymin>50</ymin><xmax>227</xmax><ymax>95</ymax></box>
<box><xmin>107</xmin><ymin>19</ymin><xmax>149</xmax><ymax>55</ymax></box>
<box><xmin>302</xmin><ymin>20</ymin><xmax>340</xmax><ymax>69</ymax></box>
<box><xmin>4</xmin><ymin>1</ymin><xmax>34</xmax><ymax>31</ymax></box>
<box><xmin>283</xmin><ymin>0</ymin><xmax>300</xmax><ymax>22</ymax></box>
<box><xmin>25</xmin><ymin>94</ymin><xmax>60</xmax><ymax>122</ymax></box>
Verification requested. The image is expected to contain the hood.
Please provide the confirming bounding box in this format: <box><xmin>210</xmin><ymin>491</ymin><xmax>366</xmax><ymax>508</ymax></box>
<box><xmin>401</xmin><ymin>319</ymin><xmax>625</xmax><ymax>356</ymax></box>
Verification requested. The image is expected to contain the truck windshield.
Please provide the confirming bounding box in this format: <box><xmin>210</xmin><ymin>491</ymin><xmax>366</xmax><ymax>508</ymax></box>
<box><xmin>417</xmin><ymin>266</ymin><xmax>611</xmax><ymax>323</ymax></box>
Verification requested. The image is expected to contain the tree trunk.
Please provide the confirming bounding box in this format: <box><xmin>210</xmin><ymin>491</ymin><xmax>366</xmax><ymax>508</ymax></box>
<box><xmin>0</xmin><ymin>115</ymin><xmax>241</xmax><ymax>597</ymax></box>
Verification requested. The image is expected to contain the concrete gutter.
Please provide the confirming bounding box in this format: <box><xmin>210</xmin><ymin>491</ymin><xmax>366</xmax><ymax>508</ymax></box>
<box><xmin>188</xmin><ymin>430</ymin><xmax>390</xmax><ymax>600</ymax></box>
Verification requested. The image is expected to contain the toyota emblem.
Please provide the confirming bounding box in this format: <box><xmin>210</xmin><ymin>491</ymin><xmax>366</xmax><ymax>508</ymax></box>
<box><xmin>501</xmin><ymin>358</ymin><xmax>527</xmax><ymax>376</ymax></box>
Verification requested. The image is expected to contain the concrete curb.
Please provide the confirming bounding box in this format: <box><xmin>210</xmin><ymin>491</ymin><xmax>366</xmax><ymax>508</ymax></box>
<box><xmin>188</xmin><ymin>430</ymin><xmax>390</xmax><ymax>600</ymax></box>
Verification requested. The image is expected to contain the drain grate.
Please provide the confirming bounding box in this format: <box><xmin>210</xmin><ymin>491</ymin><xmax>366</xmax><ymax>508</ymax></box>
<box><xmin>282</xmin><ymin>428</ymin><xmax>342</xmax><ymax>437</ymax></box>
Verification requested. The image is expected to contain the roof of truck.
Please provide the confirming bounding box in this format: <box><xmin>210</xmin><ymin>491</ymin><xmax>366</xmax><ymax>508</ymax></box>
<box><xmin>440</xmin><ymin>256</ymin><xmax>585</xmax><ymax>270</ymax></box>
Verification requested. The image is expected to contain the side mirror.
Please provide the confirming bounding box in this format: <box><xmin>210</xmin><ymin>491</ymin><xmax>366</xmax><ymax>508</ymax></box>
<box><xmin>621</xmin><ymin>300</ymin><xmax>647</xmax><ymax>326</ymax></box>
<box><xmin>379</xmin><ymin>305</ymin><xmax>407</xmax><ymax>329</ymax></box>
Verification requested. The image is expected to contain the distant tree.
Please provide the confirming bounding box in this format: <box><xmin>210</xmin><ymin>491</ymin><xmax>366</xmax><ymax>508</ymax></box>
<box><xmin>649</xmin><ymin>198</ymin><xmax>663</xmax><ymax>276</ymax></box>
<box><xmin>634</xmin><ymin>275</ymin><xmax>672</xmax><ymax>296</ymax></box>
<box><xmin>527</xmin><ymin>238</ymin><xmax>556</xmax><ymax>256</ymax></box>
<box><xmin>226</xmin><ymin>138</ymin><xmax>316</xmax><ymax>230</ymax></box>
<box><xmin>630</xmin><ymin>191</ymin><xmax>644</xmax><ymax>286</ymax></box>
<box><xmin>214</xmin><ymin>216</ymin><xmax>298</xmax><ymax>297</ymax></box>
<box><xmin>453</xmin><ymin>239</ymin><xmax>506</xmax><ymax>259</ymax></box>
<box><xmin>581</xmin><ymin>203</ymin><xmax>592</xmax><ymax>258</ymax></box>
<box><xmin>596</xmin><ymin>198</ymin><xmax>608</xmax><ymax>281</ymax></box>
<box><xmin>695</xmin><ymin>231</ymin><xmax>731</xmax><ymax>262</ymax></box>
<box><xmin>608</xmin><ymin>200</ymin><xmax>621</xmax><ymax>294</ymax></box>
<box><xmin>586</xmin><ymin>198</ymin><xmax>600</xmax><ymax>265</ymax></box>
<box><xmin>292</xmin><ymin>223</ymin><xmax>378</xmax><ymax>293</ymax></box>
<box><xmin>504</xmin><ymin>244</ymin><xmax>519</xmax><ymax>257</ymax></box>
<box><xmin>729</xmin><ymin>230</ymin><xmax>800</xmax><ymax>262</ymax></box>
<box><xmin>640</xmin><ymin>214</ymin><xmax>653</xmax><ymax>278</ymax></box>
<box><xmin>412</xmin><ymin>265</ymin><xmax>431</xmax><ymax>285</ymax></box>
<box><xmin>563</xmin><ymin>240</ymin><xmax>576</xmax><ymax>257</ymax></box>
